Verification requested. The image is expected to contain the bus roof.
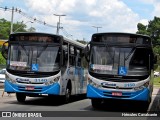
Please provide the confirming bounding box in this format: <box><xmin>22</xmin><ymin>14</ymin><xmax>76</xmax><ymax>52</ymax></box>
<box><xmin>91</xmin><ymin>32</ymin><xmax>152</xmax><ymax>45</ymax></box>
<box><xmin>10</xmin><ymin>32</ymin><xmax>62</xmax><ymax>37</ymax></box>
<box><xmin>64</xmin><ymin>37</ymin><xmax>86</xmax><ymax>49</ymax></box>
<box><xmin>92</xmin><ymin>32</ymin><xmax>150</xmax><ymax>38</ymax></box>
<box><xmin>10</xmin><ymin>32</ymin><xmax>86</xmax><ymax>49</ymax></box>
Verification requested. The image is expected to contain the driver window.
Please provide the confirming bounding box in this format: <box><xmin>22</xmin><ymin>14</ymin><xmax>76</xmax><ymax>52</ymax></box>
<box><xmin>130</xmin><ymin>48</ymin><xmax>148</xmax><ymax>68</ymax></box>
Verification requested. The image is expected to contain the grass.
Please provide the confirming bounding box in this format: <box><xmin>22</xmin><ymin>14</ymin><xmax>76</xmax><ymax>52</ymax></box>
<box><xmin>154</xmin><ymin>65</ymin><xmax>160</xmax><ymax>87</ymax></box>
<box><xmin>154</xmin><ymin>77</ymin><xmax>160</xmax><ymax>87</ymax></box>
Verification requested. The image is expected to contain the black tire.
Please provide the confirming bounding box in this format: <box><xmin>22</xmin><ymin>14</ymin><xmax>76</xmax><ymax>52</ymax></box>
<box><xmin>16</xmin><ymin>93</ymin><xmax>26</xmax><ymax>103</ymax></box>
<box><xmin>91</xmin><ymin>99</ymin><xmax>102</xmax><ymax>109</ymax></box>
<box><xmin>140</xmin><ymin>101</ymin><xmax>150</xmax><ymax>112</ymax></box>
<box><xmin>140</xmin><ymin>96</ymin><xmax>151</xmax><ymax>112</ymax></box>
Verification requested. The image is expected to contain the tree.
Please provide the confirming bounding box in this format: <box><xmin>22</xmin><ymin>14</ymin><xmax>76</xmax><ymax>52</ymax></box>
<box><xmin>0</xmin><ymin>18</ymin><xmax>11</xmax><ymax>39</ymax></box>
<box><xmin>13</xmin><ymin>21</ymin><xmax>27</xmax><ymax>33</ymax></box>
<box><xmin>0</xmin><ymin>18</ymin><xmax>36</xmax><ymax>39</ymax></box>
<box><xmin>137</xmin><ymin>17</ymin><xmax>160</xmax><ymax>65</ymax></box>
<box><xmin>0</xmin><ymin>52</ymin><xmax>6</xmax><ymax>65</ymax></box>
<box><xmin>27</xmin><ymin>27</ymin><xmax>36</xmax><ymax>32</ymax></box>
<box><xmin>0</xmin><ymin>18</ymin><xmax>36</xmax><ymax>65</ymax></box>
<box><xmin>137</xmin><ymin>17</ymin><xmax>160</xmax><ymax>55</ymax></box>
<box><xmin>137</xmin><ymin>23</ymin><xmax>149</xmax><ymax>35</ymax></box>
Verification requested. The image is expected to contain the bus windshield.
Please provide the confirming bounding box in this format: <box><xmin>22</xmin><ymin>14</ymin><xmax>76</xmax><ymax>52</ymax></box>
<box><xmin>89</xmin><ymin>45</ymin><xmax>150</xmax><ymax>76</ymax></box>
<box><xmin>9</xmin><ymin>44</ymin><xmax>60</xmax><ymax>72</ymax></box>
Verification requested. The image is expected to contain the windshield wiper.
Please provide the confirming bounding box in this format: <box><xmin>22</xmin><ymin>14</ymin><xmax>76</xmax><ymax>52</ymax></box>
<box><xmin>125</xmin><ymin>47</ymin><xmax>136</xmax><ymax>61</ymax></box>
<box><xmin>37</xmin><ymin>45</ymin><xmax>48</xmax><ymax>58</ymax></box>
<box><xmin>21</xmin><ymin>45</ymin><xmax>29</xmax><ymax>56</ymax></box>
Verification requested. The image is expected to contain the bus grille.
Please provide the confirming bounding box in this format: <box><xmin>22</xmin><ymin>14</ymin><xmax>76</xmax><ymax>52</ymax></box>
<box><xmin>18</xmin><ymin>86</ymin><xmax>42</xmax><ymax>92</ymax></box>
<box><xmin>102</xmin><ymin>86</ymin><xmax>133</xmax><ymax>90</ymax></box>
<box><xmin>103</xmin><ymin>91</ymin><xmax>131</xmax><ymax>98</ymax></box>
<box><xmin>16</xmin><ymin>81</ymin><xmax>44</xmax><ymax>85</ymax></box>
<box><xmin>96</xmin><ymin>77</ymin><xmax>139</xmax><ymax>82</ymax></box>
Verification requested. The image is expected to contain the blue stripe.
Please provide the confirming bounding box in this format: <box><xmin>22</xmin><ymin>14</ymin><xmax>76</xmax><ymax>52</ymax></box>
<box><xmin>87</xmin><ymin>85</ymin><xmax>150</xmax><ymax>101</ymax></box>
<box><xmin>5</xmin><ymin>80</ymin><xmax>60</xmax><ymax>95</ymax></box>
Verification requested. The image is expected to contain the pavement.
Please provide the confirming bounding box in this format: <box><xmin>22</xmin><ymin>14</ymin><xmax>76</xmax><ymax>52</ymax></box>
<box><xmin>0</xmin><ymin>83</ymin><xmax>4</xmax><ymax>89</ymax></box>
<box><xmin>0</xmin><ymin>85</ymin><xmax>159</xmax><ymax>112</ymax></box>
<box><xmin>152</xmin><ymin>86</ymin><xmax>160</xmax><ymax>95</ymax></box>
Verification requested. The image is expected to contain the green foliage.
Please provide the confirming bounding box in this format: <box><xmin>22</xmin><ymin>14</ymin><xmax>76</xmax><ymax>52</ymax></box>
<box><xmin>0</xmin><ymin>52</ymin><xmax>6</xmax><ymax>65</ymax></box>
<box><xmin>137</xmin><ymin>16</ymin><xmax>160</xmax><ymax>64</ymax></box>
<box><xmin>137</xmin><ymin>17</ymin><xmax>160</xmax><ymax>46</ymax></box>
<box><xmin>13</xmin><ymin>21</ymin><xmax>27</xmax><ymax>33</ymax></box>
<box><xmin>137</xmin><ymin>23</ymin><xmax>149</xmax><ymax>35</ymax></box>
<box><xmin>0</xmin><ymin>18</ymin><xmax>36</xmax><ymax>39</ymax></box>
<box><xmin>0</xmin><ymin>18</ymin><xmax>10</xmax><ymax>39</ymax></box>
<box><xmin>154</xmin><ymin>64</ymin><xmax>158</xmax><ymax>70</ymax></box>
<box><xmin>27</xmin><ymin>27</ymin><xmax>36</xmax><ymax>32</ymax></box>
<box><xmin>154</xmin><ymin>77</ymin><xmax>160</xmax><ymax>87</ymax></box>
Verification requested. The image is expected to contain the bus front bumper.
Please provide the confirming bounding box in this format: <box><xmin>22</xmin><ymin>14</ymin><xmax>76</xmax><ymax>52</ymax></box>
<box><xmin>87</xmin><ymin>85</ymin><xmax>150</xmax><ymax>101</ymax></box>
<box><xmin>4</xmin><ymin>80</ymin><xmax>60</xmax><ymax>95</ymax></box>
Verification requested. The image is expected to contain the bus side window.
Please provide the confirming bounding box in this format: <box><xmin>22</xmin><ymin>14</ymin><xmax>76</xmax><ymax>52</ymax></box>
<box><xmin>62</xmin><ymin>41</ymin><xmax>68</xmax><ymax>66</ymax></box>
<box><xmin>75</xmin><ymin>48</ymin><xmax>81</xmax><ymax>67</ymax></box>
<box><xmin>63</xmin><ymin>49</ymin><xmax>68</xmax><ymax>66</ymax></box>
<box><xmin>55</xmin><ymin>48</ymin><xmax>60</xmax><ymax>63</ymax></box>
<box><xmin>78</xmin><ymin>58</ymin><xmax>81</xmax><ymax>66</ymax></box>
<box><xmin>69</xmin><ymin>45</ymin><xmax>75</xmax><ymax>66</ymax></box>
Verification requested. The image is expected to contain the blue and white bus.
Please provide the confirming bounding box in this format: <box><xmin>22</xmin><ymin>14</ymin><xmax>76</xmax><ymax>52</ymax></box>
<box><xmin>2</xmin><ymin>32</ymin><xmax>87</xmax><ymax>103</ymax></box>
<box><xmin>85</xmin><ymin>32</ymin><xmax>157</xmax><ymax>109</ymax></box>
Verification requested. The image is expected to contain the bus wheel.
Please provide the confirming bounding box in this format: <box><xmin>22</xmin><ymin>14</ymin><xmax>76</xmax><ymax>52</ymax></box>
<box><xmin>16</xmin><ymin>93</ymin><xmax>26</xmax><ymax>103</ymax></box>
<box><xmin>141</xmin><ymin>101</ymin><xmax>150</xmax><ymax>112</ymax></box>
<box><xmin>91</xmin><ymin>99</ymin><xmax>102</xmax><ymax>109</ymax></box>
<box><xmin>64</xmin><ymin>88</ymin><xmax>71</xmax><ymax>103</ymax></box>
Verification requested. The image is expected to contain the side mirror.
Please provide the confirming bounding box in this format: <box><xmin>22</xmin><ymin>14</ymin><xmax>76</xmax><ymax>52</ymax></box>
<box><xmin>84</xmin><ymin>43</ymin><xmax>90</xmax><ymax>62</ymax></box>
<box><xmin>1</xmin><ymin>41</ymin><xmax>8</xmax><ymax>59</ymax></box>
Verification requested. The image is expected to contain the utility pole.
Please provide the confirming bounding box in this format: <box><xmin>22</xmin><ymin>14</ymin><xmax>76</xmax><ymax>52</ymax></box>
<box><xmin>53</xmin><ymin>14</ymin><xmax>66</xmax><ymax>35</ymax></box>
<box><xmin>10</xmin><ymin>7</ymin><xmax>14</xmax><ymax>34</ymax></box>
<box><xmin>92</xmin><ymin>26</ymin><xmax>102</xmax><ymax>33</ymax></box>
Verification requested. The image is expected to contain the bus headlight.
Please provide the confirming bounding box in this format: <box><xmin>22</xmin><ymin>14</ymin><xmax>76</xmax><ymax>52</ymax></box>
<box><xmin>88</xmin><ymin>77</ymin><xmax>101</xmax><ymax>88</ymax></box>
<box><xmin>5</xmin><ymin>74</ymin><xmax>16</xmax><ymax>83</ymax></box>
<box><xmin>134</xmin><ymin>81</ymin><xmax>149</xmax><ymax>91</ymax></box>
<box><xmin>45</xmin><ymin>76</ymin><xmax>60</xmax><ymax>86</ymax></box>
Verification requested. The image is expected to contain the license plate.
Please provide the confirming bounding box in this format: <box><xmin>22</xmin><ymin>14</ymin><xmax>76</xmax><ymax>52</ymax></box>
<box><xmin>25</xmin><ymin>86</ymin><xmax>34</xmax><ymax>90</ymax></box>
<box><xmin>112</xmin><ymin>92</ymin><xmax>122</xmax><ymax>96</ymax></box>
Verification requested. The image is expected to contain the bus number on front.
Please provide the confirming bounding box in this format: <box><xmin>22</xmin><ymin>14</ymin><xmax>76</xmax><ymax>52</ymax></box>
<box><xmin>124</xmin><ymin>83</ymin><xmax>135</xmax><ymax>88</ymax></box>
<box><xmin>34</xmin><ymin>79</ymin><xmax>48</xmax><ymax>83</ymax></box>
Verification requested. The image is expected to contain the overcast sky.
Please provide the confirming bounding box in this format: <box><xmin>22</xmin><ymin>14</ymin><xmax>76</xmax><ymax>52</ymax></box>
<box><xmin>0</xmin><ymin>0</ymin><xmax>160</xmax><ymax>41</ymax></box>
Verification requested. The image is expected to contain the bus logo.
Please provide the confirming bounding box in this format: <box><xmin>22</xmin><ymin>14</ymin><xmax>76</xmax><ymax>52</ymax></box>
<box><xmin>32</xmin><ymin>64</ymin><xmax>39</xmax><ymax>71</ymax></box>
<box><xmin>118</xmin><ymin>66</ymin><xmax>127</xmax><ymax>76</ymax></box>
